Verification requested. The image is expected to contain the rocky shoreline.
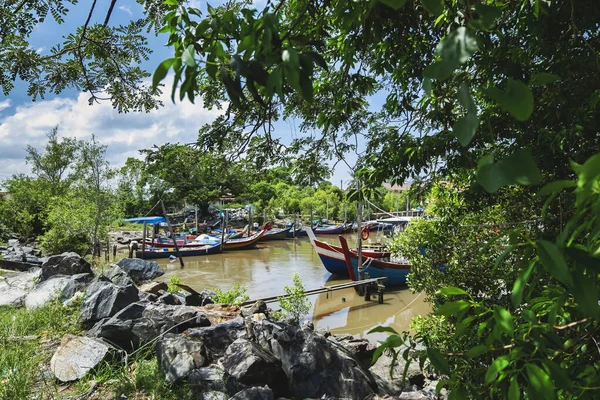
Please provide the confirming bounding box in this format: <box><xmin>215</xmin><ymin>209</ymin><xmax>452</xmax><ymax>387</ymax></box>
<box><xmin>0</xmin><ymin>248</ymin><xmax>444</xmax><ymax>400</ymax></box>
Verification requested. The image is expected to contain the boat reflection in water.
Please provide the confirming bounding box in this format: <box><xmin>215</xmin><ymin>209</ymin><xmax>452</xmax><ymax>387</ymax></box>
<box><xmin>311</xmin><ymin>275</ymin><xmax>431</xmax><ymax>342</ymax></box>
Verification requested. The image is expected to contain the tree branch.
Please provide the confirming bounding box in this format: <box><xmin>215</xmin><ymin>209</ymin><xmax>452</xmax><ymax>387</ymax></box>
<box><xmin>104</xmin><ymin>0</ymin><xmax>118</xmax><ymax>26</ymax></box>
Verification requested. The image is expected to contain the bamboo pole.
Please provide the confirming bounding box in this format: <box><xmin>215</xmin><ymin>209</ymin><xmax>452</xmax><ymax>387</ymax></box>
<box><xmin>142</xmin><ymin>221</ymin><xmax>147</xmax><ymax>260</ymax></box>
<box><xmin>356</xmin><ymin>180</ymin><xmax>363</xmax><ymax>282</ymax></box>
<box><xmin>160</xmin><ymin>200</ymin><xmax>184</xmax><ymax>267</ymax></box>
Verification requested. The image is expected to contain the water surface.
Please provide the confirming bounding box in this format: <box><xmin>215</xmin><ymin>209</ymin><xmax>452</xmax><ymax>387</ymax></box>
<box><xmin>156</xmin><ymin>235</ymin><xmax>430</xmax><ymax>342</ymax></box>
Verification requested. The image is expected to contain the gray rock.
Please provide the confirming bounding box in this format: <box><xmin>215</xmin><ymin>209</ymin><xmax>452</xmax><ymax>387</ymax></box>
<box><xmin>251</xmin><ymin>320</ymin><xmax>378</xmax><ymax>400</ymax></box>
<box><xmin>7</xmin><ymin>239</ymin><xmax>19</xmax><ymax>247</ymax></box>
<box><xmin>40</xmin><ymin>252</ymin><xmax>92</xmax><ymax>282</ymax></box>
<box><xmin>0</xmin><ymin>268</ymin><xmax>41</xmax><ymax>307</ymax></box>
<box><xmin>21</xmin><ymin>246</ymin><xmax>34</xmax><ymax>255</ymax></box>
<box><xmin>184</xmin><ymin>292</ymin><xmax>214</xmax><ymax>306</ymax></box>
<box><xmin>370</xmin><ymin>349</ymin><xmax>424</xmax><ymax>395</ymax></box>
<box><xmin>331</xmin><ymin>334</ymin><xmax>376</xmax><ymax>369</ymax></box>
<box><xmin>155</xmin><ymin>333</ymin><xmax>209</xmax><ymax>383</ymax></box>
<box><xmin>116</xmin><ymin>258</ymin><xmax>164</xmax><ymax>284</ymax></box>
<box><xmin>24</xmin><ymin>275</ymin><xmax>73</xmax><ymax>309</ymax></box>
<box><xmin>158</xmin><ymin>292</ymin><xmax>182</xmax><ymax>305</ymax></box>
<box><xmin>221</xmin><ymin>339</ymin><xmax>289</xmax><ymax>397</ymax></box>
<box><xmin>50</xmin><ymin>334</ymin><xmax>111</xmax><ymax>382</ymax></box>
<box><xmin>25</xmin><ymin>255</ymin><xmax>40</xmax><ymax>264</ymax></box>
<box><xmin>138</xmin><ymin>281</ymin><xmax>168</xmax><ymax>295</ymax></box>
<box><xmin>79</xmin><ymin>281</ymin><xmax>139</xmax><ymax>327</ymax></box>
<box><xmin>230</xmin><ymin>386</ymin><xmax>274</xmax><ymax>400</ymax></box>
<box><xmin>60</xmin><ymin>273</ymin><xmax>94</xmax><ymax>300</ymax></box>
<box><xmin>89</xmin><ymin>301</ymin><xmax>210</xmax><ymax>350</ymax></box>
<box><xmin>189</xmin><ymin>366</ymin><xmax>228</xmax><ymax>393</ymax></box>
<box><xmin>4</xmin><ymin>252</ymin><xmax>26</xmax><ymax>263</ymax></box>
<box><xmin>398</xmin><ymin>386</ymin><xmax>437</xmax><ymax>400</ymax></box>
<box><xmin>186</xmin><ymin>317</ymin><xmax>246</xmax><ymax>359</ymax></box>
<box><xmin>105</xmin><ymin>264</ymin><xmax>135</xmax><ymax>287</ymax></box>
<box><xmin>200</xmin><ymin>391</ymin><xmax>228</xmax><ymax>400</ymax></box>
<box><xmin>241</xmin><ymin>300</ymin><xmax>267</xmax><ymax>317</ymax></box>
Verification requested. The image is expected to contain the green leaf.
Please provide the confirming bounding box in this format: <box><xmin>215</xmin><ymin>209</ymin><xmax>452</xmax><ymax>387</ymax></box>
<box><xmin>572</xmin><ymin>266</ymin><xmax>600</xmax><ymax>318</ymax></box>
<box><xmin>466</xmin><ymin>345</ymin><xmax>489</xmax><ymax>358</ymax></box>
<box><xmin>423</xmin><ymin>77</ymin><xmax>432</xmax><ymax>95</ymax></box>
<box><xmin>512</xmin><ymin>261</ymin><xmax>535</xmax><ymax>307</ymax></box>
<box><xmin>494</xmin><ymin>307</ymin><xmax>514</xmax><ymax>338</ymax></box>
<box><xmin>368</xmin><ymin>326</ymin><xmax>400</xmax><ymax>335</ymax></box>
<box><xmin>182</xmin><ymin>44</ymin><xmax>196</xmax><ymax>67</ymax></box>
<box><xmin>485</xmin><ymin>79</ymin><xmax>534</xmax><ymax>121</ymax></box>
<box><xmin>379</xmin><ymin>0</ymin><xmax>408</xmax><ymax>10</ymax></box>
<box><xmin>427</xmin><ymin>348</ymin><xmax>450</xmax><ymax>375</ymax></box>
<box><xmin>152</xmin><ymin>58</ymin><xmax>174</xmax><ymax>90</ymax></box>
<box><xmin>530</xmin><ymin>72</ymin><xmax>561</xmax><ymax>86</ymax></box>
<box><xmin>485</xmin><ymin>356</ymin><xmax>510</xmax><ymax>384</ymax></box>
<box><xmin>525</xmin><ymin>364</ymin><xmax>556</xmax><ymax>400</ymax></box>
<box><xmin>453</xmin><ymin>114</ymin><xmax>479</xmax><ymax>147</ymax></box>
<box><xmin>542</xmin><ymin>359</ymin><xmax>573</xmax><ymax>391</ymax></box>
<box><xmin>537</xmin><ymin>240</ymin><xmax>574</xmax><ymax>288</ymax></box>
<box><xmin>425</xmin><ymin>28</ymin><xmax>478</xmax><ymax>80</ymax></box>
<box><xmin>476</xmin><ymin>148</ymin><xmax>541</xmax><ymax>193</ymax></box>
<box><xmin>423</xmin><ymin>60</ymin><xmax>455</xmax><ymax>80</ymax></box>
<box><xmin>421</xmin><ymin>0</ymin><xmax>444</xmax><ymax>17</ymax></box>
<box><xmin>305</xmin><ymin>51</ymin><xmax>328</xmax><ymax>71</ymax></box>
<box><xmin>282</xmin><ymin>48</ymin><xmax>299</xmax><ymax>67</ymax></box>
<box><xmin>437</xmin><ymin>287</ymin><xmax>469</xmax><ymax>296</ymax></box>
<box><xmin>470</xmin><ymin>3</ymin><xmax>502</xmax><ymax>30</ymax></box>
<box><xmin>436</xmin><ymin>300</ymin><xmax>470</xmax><ymax>316</ymax></box>
<box><xmin>508</xmin><ymin>377</ymin><xmax>520</xmax><ymax>400</ymax></box>
<box><xmin>538</xmin><ymin>180</ymin><xmax>576</xmax><ymax>196</ymax></box>
<box><xmin>457</xmin><ymin>82</ymin><xmax>476</xmax><ymax>113</ymax></box>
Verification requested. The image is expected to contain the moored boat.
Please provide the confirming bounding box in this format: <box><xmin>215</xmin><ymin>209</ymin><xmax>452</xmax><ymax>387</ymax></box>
<box><xmin>338</xmin><ymin>236</ymin><xmax>410</xmax><ymax>286</ymax></box>
<box><xmin>259</xmin><ymin>226</ymin><xmax>293</xmax><ymax>241</ymax></box>
<box><xmin>136</xmin><ymin>241</ymin><xmax>222</xmax><ymax>259</ymax></box>
<box><xmin>306</xmin><ymin>228</ymin><xmax>391</xmax><ymax>275</ymax></box>
<box><xmin>313</xmin><ymin>224</ymin><xmax>346</xmax><ymax>235</ymax></box>
<box><xmin>194</xmin><ymin>229</ymin><xmax>266</xmax><ymax>250</ymax></box>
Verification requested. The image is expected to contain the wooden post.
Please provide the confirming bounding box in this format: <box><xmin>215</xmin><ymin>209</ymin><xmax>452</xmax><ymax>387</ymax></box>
<box><xmin>151</xmin><ymin>223</ymin><xmax>156</xmax><ymax>247</ymax></box>
<box><xmin>160</xmin><ymin>200</ymin><xmax>184</xmax><ymax>267</ymax></box>
<box><xmin>356</xmin><ymin>179</ymin><xmax>363</xmax><ymax>283</ymax></box>
<box><xmin>112</xmin><ymin>244</ymin><xmax>117</xmax><ymax>260</ymax></box>
<box><xmin>142</xmin><ymin>221</ymin><xmax>147</xmax><ymax>260</ymax></box>
<box><xmin>220</xmin><ymin>210</ymin><xmax>227</xmax><ymax>251</ymax></box>
<box><xmin>195</xmin><ymin>205</ymin><xmax>198</xmax><ymax>235</ymax></box>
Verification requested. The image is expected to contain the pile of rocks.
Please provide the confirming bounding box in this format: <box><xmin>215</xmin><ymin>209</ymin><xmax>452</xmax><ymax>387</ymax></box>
<box><xmin>0</xmin><ymin>238</ymin><xmax>43</xmax><ymax>264</ymax></box>
<box><xmin>1</xmin><ymin>251</ymin><xmax>444</xmax><ymax>400</ymax></box>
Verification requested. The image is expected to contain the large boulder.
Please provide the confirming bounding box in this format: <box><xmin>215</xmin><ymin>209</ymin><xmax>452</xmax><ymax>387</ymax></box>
<box><xmin>139</xmin><ymin>281</ymin><xmax>168</xmax><ymax>295</ymax></box>
<box><xmin>251</xmin><ymin>320</ymin><xmax>378</xmax><ymax>400</ymax></box>
<box><xmin>105</xmin><ymin>264</ymin><xmax>135</xmax><ymax>287</ymax></box>
<box><xmin>59</xmin><ymin>273</ymin><xmax>94</xmax><ymax>300</ymax></box>
<box><xmin>370</xmin><ymin>349</ymin><xmax>425</xmax><ymax>396</ymax></box>
<box><xmin>155</xmin><ymin>333</ymin><xmax>209</xmax><ymax>383</ymax></box>
<box><xmin>0</xmin><ymin>268</ymin><xmax>41</xmax><ymax>307</ymax></box>
<box><xmin>221</xmin><ymin>339</ymin><xmax>289</xmax><ymax>397</ymax></box>
<box><xmin>116</xmin><ymin>258</ymin><xmax>164</xmax><ymax>284</ymax></box>
<box><xmin>230</xmin><ymin>386</ymin><xmax>274</xmax><ymax>400</ymax></box>
<box><xmin>331</xmin><ymin>334</ymin><xmax>376</xmax><ymax>369</ymax></box>
<box><xmin>24</xmin><ymin>275</ymin><xmax>73</xmax><ymax>309</ymax></box>
<box><xmin>50</xmin><ymin>334</ymin><xmax>112</xmax><ymax>382</ymax></box>
<box><xmin>79</xmin><ymin>281</ymin><xmax>139</xmax><ymax>327</ymax></box>
<box><xmin>189</xmin><ymin>366</ymin><xmax>230</xmax><ymax>394</ymax></box>
<box><xmin>185</xmin><ymin>317</ymin><xmax>246</xmax><ymax>360</ymax></box>
<box><xmin>88</xmin><ymin>301</ymin><xmax>210</xmax><ymax>350</ymax></box>
<box><xmin>40</xmin><ymin>252</ymin><xmax>92</xmax><ymax>282</ymax></box>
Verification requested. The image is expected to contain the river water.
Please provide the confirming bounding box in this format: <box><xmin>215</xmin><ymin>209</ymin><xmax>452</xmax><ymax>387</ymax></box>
<box><xmin>155</xmin><ymin>235</ymin><xmax>430</xmax><ymax>342</ymax></box>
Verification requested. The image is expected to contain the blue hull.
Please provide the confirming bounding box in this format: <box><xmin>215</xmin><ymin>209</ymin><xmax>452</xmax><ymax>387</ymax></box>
<box><xmin>348</xmin><ymin>257</ymin><xmax>410</xmax><ymax>285</ymax></box>
<box><xmin>319</xmin><ymin>254</ymin><xmax>349</xmax><ymax>275</ymax></box>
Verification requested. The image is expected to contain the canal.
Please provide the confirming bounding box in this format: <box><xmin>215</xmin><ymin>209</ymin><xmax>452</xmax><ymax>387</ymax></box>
<box><xmin>155</xmin><ymin>235</ymin><xmax>430</xmax><ymax>342</ymax></box>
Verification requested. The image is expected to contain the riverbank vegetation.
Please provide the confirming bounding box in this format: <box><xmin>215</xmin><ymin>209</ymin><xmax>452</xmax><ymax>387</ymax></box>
<box><xmin>1</xmin><ymin>0</ymin><xmax>599</xmax><ymax>398</ymax></box>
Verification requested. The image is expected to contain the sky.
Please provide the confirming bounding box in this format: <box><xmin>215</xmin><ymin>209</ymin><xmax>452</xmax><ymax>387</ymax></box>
<box><xmin>0</xmin><ymin>0</ymin><xmax>371</xmax><ymax>186</ymax></box>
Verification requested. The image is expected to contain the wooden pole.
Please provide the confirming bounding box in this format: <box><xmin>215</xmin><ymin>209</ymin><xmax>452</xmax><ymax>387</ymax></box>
<box><xmin>356</xmin><ymin>179</ymin><xmax>363</xmax><ymax>282</ymax></box>
<box><xmin>160</xmin><ymin>200</ymin><xmax>184</xmax><ymax>267</ymax></box>
<box><xmin>220</xmin><ymin>210</ymin><xmax>227</xmax><ymax>251</ymax></box>
<box><xmin>142</xmin><ymin>221</ymin><xmax>147</xmax><ymax>260</ymax></box>
<box><xmin>195</xmin><ymin>205</ymin><xmax>198</xmax><ymax>235</ymax></box>
<box><xmin>151</xmin><ymin>223</ymin><xmax>156</xmax><ymax>247</ymax></box>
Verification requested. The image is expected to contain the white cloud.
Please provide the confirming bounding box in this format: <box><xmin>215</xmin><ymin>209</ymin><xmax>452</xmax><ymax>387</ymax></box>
<box><xmin>0</xmin><ymin>77</ymin><xmax>225</xmax><ymax>175</ymax></box>
<box><xmin>0</xmin><ymin>100</ymin><xmax>11</xmax><ymax>111</ymax></box>
<box><xmin>118</xmin><ymin>5</ymin><xmax>133</xmax><ymax>16</ymax></box>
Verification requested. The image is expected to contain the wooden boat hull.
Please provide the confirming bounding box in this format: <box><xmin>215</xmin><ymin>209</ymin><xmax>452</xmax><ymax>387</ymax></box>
<box><xmin>338</xmin><ymin>236</ymin><xmax>410</xmax><ymax>286</ymax></box>
<box><xmin>136</xmin><ymin>242</ymin><xmax>222</xmax><ymax>259</ymax></box>
<box><xmin>306</xmin><ymin>228</ymin><xmax>391</xmax><ymax>275</ymax></box>
<box><xmin>259</xmin><ymin>226</ymin><xmax>292</xmax><ymax>241</ymax></box>
<box><xmin>286</xmin><ymin>228</ymin><xmax>308</xmax><ymax>238</ymax></box>
<box><xmin>313</xmin><ymin>225</ymin><xmax>345</xmax><ymax>235</ymax></box>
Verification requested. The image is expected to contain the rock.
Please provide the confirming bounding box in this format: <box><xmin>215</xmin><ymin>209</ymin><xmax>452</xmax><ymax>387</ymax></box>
<box><xmin>105</xmin><ymin>264</ymin><xmax>135</xmax><ymax>287</ymax></box>
<box><xmin>50</xmin><ymin>334</ymin><xmax>111</xmax><ymax>382</ymax></box>
<box><xmin>89</xmin><ymin>301</ymin><xmax>210</xmax><ymax>350</ymax></box>
<box><xmin>398</xmin><ymin>386</ymin><xmax>437</xmax><ymax>400</ymax></box>
<box><xmin>60</xmin><ymin>273</ymin><xmax>94</xmax><ymax>300</ymax></box>
<box><xmin>24</xmin><ymin>275</ymin><xmax>73</xmax><ymax>309</ymax></box>
<box><xmin>139</xmin><ymin>292</ymin><xmax>159</xmax><ymax>302</ymax></box>
<box><xmin>7</xmin><ymin>239</ymin><xmax>19</xmax><ymax>247</ymax></box>
<box><xmin>221</xmin><ymin>339</ymin><xmax>289</xmax><ymax>397</ymax></box>
<box><xmin>185</xmin><ymin>317</ymin><xmax>246</xmax><ymax>360</ymax></box>
<box><xmin>139</xmin><ymin>281</ymin><xmax>168</xmax><ymax>295</ymax></box>
<box><xmin>155</xmin><ymin>333</ymin><xmax>209</xmax><ymax>383</ymax></box>
<box><xmin>189</xmin><ymin>366</ymin><xmax>229</xmax><ymax>393</ymax></box>
<box><xmin>240</xmin><ymin>300</ymin><xmax>267</xmax><ymax>317</ymax></box>
<box><xmin>331</xmin><ymin>334</ymin><xmax>376</xmax><ymax>369</ymax></box>
<box><xmin>158</xmin><ymin>292</ymin><xmax>182</xmax><ymax>305</ymax></box>
<box><xmin>251</xmin><ymin>320</ymin><xmax>378</xmax><ymax>400</ymax></box>
<box><xmin>370</xmin><ymin>349</ymin><xmax>424</xmax><ymax>395</ymax></box>
<box><xmin>230</xmin><ymin>386</ymin><xmax>275</xmax><ymax>400</ymax></box>
<box><xmin>0</xmin><ymin>268</ymin><xmax>41</xmax><ymax>307</ymax></box>
<box><xmin>116</xmin><ymin>258</ymin><xmax>164</xmax><ymax>284</ymax></box>
<box><xmin>4</xmin><ymin>252</ymin><xmax>27</xmax><ymax>263</ymax></box>
<box><xmin>21</xmin><ymin>246</ymin><xmax>34</xmax><ymax>255</ymax></box>
<box><xmin>199</xmin><ymin>391</ymin><xmax>228</xmax><ymax>400</ymax></box>
<box><xmin>79</xmin><ymin>281</ymin><xmax>139</xmax><ymax>327</ymax></box>
<box><xmin>40</xmin><ymin>252</ymin><xmax>92</xmax><ymax>282</ymax></box>
<box><xmin>184</xmin><ymin>292</ymin><xmax>214</xmax><ymax>306</ymax></box>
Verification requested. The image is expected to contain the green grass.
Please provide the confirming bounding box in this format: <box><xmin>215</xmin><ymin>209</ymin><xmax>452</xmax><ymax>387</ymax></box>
<box><xmin>0</xmin><ymin>301</ymin><xmax>195</xmax><ymax>399</ymax></box>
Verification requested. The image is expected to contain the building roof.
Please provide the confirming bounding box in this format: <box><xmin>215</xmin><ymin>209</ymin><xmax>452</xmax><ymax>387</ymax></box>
<box><xmin>383</xmin><ymin>182</ymin><xmax>411</xmax><ymax>191</ymax></box>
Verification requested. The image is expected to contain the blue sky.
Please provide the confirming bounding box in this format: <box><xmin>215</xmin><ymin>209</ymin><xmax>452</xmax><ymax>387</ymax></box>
<box><xmin>0</xmin><ymin>0</ymin><xmax>375</xmax><ymax>186</ymax></box>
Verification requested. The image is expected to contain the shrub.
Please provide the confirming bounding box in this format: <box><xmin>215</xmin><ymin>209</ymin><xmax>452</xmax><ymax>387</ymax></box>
<box><xmin>212</xmin><ymin>283</ymin><xmax>249</xmax><ymax>305</ymax></box>
<box><xmin>278</xmin><ymin>273</ymin><xmax>311</xmax><ymax>324</ymax></box>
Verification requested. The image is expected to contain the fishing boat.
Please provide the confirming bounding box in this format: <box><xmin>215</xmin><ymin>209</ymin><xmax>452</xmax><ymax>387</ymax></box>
<box><xmin>195</xmin><ymin>229</ymin><xmax>266</xmax><ymax>250</ymax></box>
<box><xmin>258</xmin><ymin>225</ymin><xmax>293</xmax><ymax>241</ymax></box>
<box><xmin>306</xmin><ymin>228</ymin><xmax>391</xmax><ymax>275</ymax></box>
<box><xmin>136</xmin><ymin>241</ymin><xmax>222</xmax><ymax>259</ymax></box>
<box><xmin>338</xmin><ymin>236</ymin><xmax>411</xmax><ymax>286</ymax></box>
<box><xmin>313</xmin><ymin>224</ymin><xmax>346</xmax><ymax>235</ymax></box>
<box><xmin>286</xmin><ymin>223</ymin><xmax>309</xmax><ymax>238</ymax></box>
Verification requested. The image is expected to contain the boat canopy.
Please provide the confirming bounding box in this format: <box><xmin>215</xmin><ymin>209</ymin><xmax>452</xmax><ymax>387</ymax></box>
<box><xmin>123</xmin><ymin>216</ymin><xmax>166</xmax><ymax>224</ymax></box>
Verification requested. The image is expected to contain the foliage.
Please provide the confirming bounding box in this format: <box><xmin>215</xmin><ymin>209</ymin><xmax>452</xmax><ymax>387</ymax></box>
<box><xmin>167</xmin><ymin>275</ymin><xmax>182</xmax><ymax>294</ymax></box>
<box><xmin>212</xmin><ymin>283</ymin><xmax>249</xmax><ymax>305</ymax></box>
<box><xmin>278</xmin><ymin>272</ymin><xmax>311</xmax><ymax>324</ymax></box>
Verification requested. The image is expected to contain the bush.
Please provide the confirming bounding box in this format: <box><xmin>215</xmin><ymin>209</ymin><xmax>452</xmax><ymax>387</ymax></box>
<box><xmin>278</xmin><ymin>273</ymin><xmax>311</xmax><ymax>324</ymax></box>
<box><xmin>212</xmin><ymin>283</ymin><xmax>249</xmax><ymax>305</ymax></box>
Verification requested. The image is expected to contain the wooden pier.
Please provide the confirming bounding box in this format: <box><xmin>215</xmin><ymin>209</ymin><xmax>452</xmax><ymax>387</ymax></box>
<box><xmin>239</xmin><ymin>277</ymin><xmax>388</xmax><ymax>306</ymax></box>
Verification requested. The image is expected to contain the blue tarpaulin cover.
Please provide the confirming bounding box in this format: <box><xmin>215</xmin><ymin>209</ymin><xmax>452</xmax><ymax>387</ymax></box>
<box><xmin>123</xmin><ymin>216</ymin><xmax>166</xmax><ymax>224</ymax></box>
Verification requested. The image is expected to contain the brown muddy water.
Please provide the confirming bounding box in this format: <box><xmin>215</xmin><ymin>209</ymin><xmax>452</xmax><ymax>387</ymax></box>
<box><xmin>155</xmin><ymin>235</ymin><xmax>431</xmax><ymax>343</ymax></box>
